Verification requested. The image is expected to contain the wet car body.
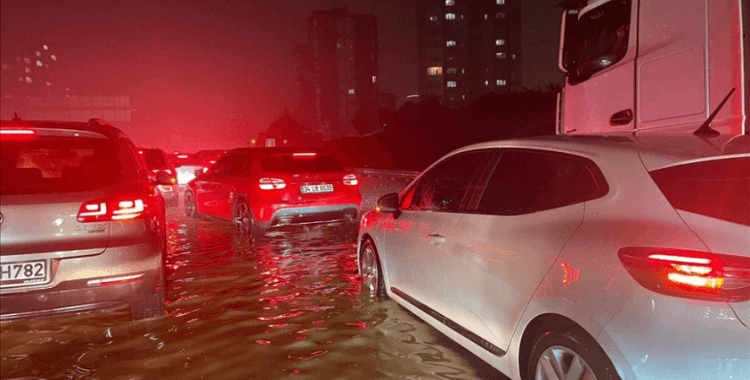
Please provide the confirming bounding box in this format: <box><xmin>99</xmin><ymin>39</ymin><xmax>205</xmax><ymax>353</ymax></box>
<box><xmin>358</xmin><ymin>133</ymin><xmax>750</xmax><ymax>380</ymax></box>
<box><xmin>185</xmin><ymin>147</ymin><xmax>361</xmax><ymax>240</ymax></box>
<box><xmin>0</xmin><ymin>118</ymin><xmax>167</xmax><ymax>322</ymax></box>
<box><xmin>139</xmin><ymin>147</ymin><xmax>178</xmax><ymax>207</ymax></box>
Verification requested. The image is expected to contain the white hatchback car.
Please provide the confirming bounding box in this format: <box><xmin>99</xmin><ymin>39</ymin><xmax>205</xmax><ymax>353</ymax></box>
<box><xmin>358</xmin><ymin>133</ymin><xmax>749</xmax><ymax>380</ymax></box>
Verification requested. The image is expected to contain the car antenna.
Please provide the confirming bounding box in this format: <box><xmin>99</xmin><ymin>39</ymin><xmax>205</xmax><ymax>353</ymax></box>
<box><xmin>694</xmin><ymin>88</ymin><xmax>735</xmax><ymax>137</ymax></box>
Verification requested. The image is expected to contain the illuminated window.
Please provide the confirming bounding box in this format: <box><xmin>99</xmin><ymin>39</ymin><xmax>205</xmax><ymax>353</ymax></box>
<box><xmin>429</xmin><ymin>16</ymin><xmax>438</xmax><ymax>21</ymax></box>
<box><xmin>496</xmin><ymin>39</ymin><xmax>505</xmax><ymax>46</ymax></box>
<box><xmin>446</xmin><ymin>40</ymin><xmax>456</xmax><ymax>47</ymax></box>
<box><xmin>497</xmin><ymin>0</ymin><xmax>505</xmax><ymax>4</ymax></box>
<box><xmin>24</xmin><ymin>57</ymin><xmax>31</xmax><ymax>64</ymax></box>
<box><xmin>17</xmin><ymin>77</ymin><xmax>23</xmax><ymax>82</ymax></box>
<box><xmin>462</xmin><ymin>68</ymin><xmax>465</xmax><ymax>74</ymax></box>
<box><xmin>512</xmin><ymin>54</ymin><xmax>517</xmax><ymax>59</ymax></box>
<box><xmin>372</xmin><ymin>76</ymin><xmax>377</xmax><ymax>83</ymax></box>
<box><xmin>445</xmin><ymin>0</ymin><xmax>455</xmax><ymax>5</ymax></box>
<box><xmin>46</xmin><ymin>81</ymin><xmax>51</xmax><ymax>86</ymax></box>
<box><xmin>446</xmin><ymin>13</ymin><xmax>456</xmax><ymax>20</ymax></box>
<box><xmin>51</xmin><ymin>55</ymin><xmax>57</xmax><ymax>61</ymax></box>
<box><xmin>35</xmin><ymin>51</ymin><xmax>41</xmax><ymax>57</ymax></box>
<box><xmin>337</xmin><ymin>43</ymin><xmax>342</xmax><ymax>48</ymax></box>
<box><xmin>25</xmin><ymin>76</ymin><xmax>32</xmax><ymax>83</ymax></box>
<box><xmin>65</xmin><ymin>87</ymin><xmax>70</xmax><ymax>91</ymax></box>
<box><xmin>496</xmin><ymin>52</ymin><xmax>506</xmax><ymax>59</ymax></box>
<box><xmin>43</xmin><ymin>44</ymin><xmax>48</xmax><ymax>50</ymax></box>
<box><xmin>496</xmin><ymin>12</ymin><xmax>505</xmax><ymax>18</ymax></box>
<box><xmin>462</xmin><ymin>95</ymin><xmax>466</xmax><ymax>100</ymax></box>
<box><xmin>25</xmin><ymin>67</ymin><xmax>30</xmax><ymax>73</ymax></box>
<box><xmin>349</xmin><ymin>89</ymin><xmax>355</xmax><ymax>94</ymax></box>
<box><xmin>36</xmin><ymin>60</ymin><xmax>42</xmax><ymax>67</ymax></box>
<box><xmin>485</xmin><ymin>80</ymin><xmax>489</xmax><ymax>86</ymax></box>
<box><xmin>484</xmin><ymin>14</ymin><xmax>488</xmax><ymax>20</ymax></box>
<box><xmin>496</xmin><ymin>79</ymin><xmax>507</xmax><ymax>86</ymax></box>
<box><xmin>447</xmin><ymin>81</ymin><xmax>457</xmax><ymax>87</ymax></box>
<box><xmin>446</xmin><ymin>67</ymin><xmax>457</xmax><ymax>74</ymax></box>
<box><xmin>428</xmin><ymin>66</ymin><xmax>443</xmax><ymax>76</ymax></box>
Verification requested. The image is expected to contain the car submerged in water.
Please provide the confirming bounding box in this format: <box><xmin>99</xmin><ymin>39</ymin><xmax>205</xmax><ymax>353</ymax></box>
<box><xmin>358</xmin><ymin>133</ymin><xmax>749</xmax><ymax>380</ymax></box>
<box><xmin>0</xmin><ymin>118</ymin><xmax>168</xmax><ymax>321</ymax></box>
<box><xmin>184</xmin><ymin>147</ymin><xmax>361</xmax><ymax>243</ymax></box>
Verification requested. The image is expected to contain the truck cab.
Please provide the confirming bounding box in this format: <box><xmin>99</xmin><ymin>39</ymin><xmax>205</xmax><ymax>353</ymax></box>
<box><xmin>557</xmin><ymin>0</ymin><xmax>749</xmax><ymax>140</ymax></box>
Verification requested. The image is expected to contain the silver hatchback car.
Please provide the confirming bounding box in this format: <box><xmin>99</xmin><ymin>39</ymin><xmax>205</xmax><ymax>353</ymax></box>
<box><xmin>358</xmin><ymin>133</ymin><xmax>749</xmax><ymax>380</ymax></box>
<box><xmin>1</xmin><ymin>118</ymin><xmax>167</xmax><ymax>321</ymax></box>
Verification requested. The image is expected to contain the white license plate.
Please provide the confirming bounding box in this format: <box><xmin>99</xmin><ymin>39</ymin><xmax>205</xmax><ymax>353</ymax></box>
<box><xmin>0</xmin><ymin>260</ymin><xmax>49</xmax><ymax>288</ymax></box>
<box><xmin>300</xmin><ymin>184</ymin><xmax>334</xmax><ymax>194</ymax></box>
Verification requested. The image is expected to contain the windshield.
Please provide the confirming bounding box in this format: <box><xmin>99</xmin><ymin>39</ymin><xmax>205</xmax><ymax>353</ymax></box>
<box><xmin>1</xmin><ymin>136</ymin><xmax>128</xmax><ymax>195</ymax></box>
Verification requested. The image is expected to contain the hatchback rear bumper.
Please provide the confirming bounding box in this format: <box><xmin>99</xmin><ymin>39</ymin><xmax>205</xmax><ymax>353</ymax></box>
<box><xmin>263</xmin><ymin>204</ymin><xmax>360</xmax><ymax>228</ymax></box>
<box><xmin>0</xmin><ymin>269</ymin><xmax>159</xmax><ymax>322</ymax></box>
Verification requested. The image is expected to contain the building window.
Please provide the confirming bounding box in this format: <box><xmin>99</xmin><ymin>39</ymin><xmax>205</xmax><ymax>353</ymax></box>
<box><xmin>428</xmin><ymin>66</ymin><xmax>443</xmax><ymax>76</ymax></box>
<box><xmin>349</xmin><ymin>89</ymin><xmax>355</xmax><ymax>94</ymax></box>
<box><xmin>447</xmin><ymin>67</ymin><xmax>457</xmax><ymax>74</ymax></box>
<box><xmin>25</xmin><ymin>76</ymin><xmax>32</xmax><ymax>83</ymax></box>
<box><xmin>496</xmin><ymin>79</ymin><xmax>507</xmax><ymax>86</ymax></box>
<box><xmin>35</xmin><ymin>51</ymin><xmax>41</xmax><ymax>57</ymax></box>
<box><xmin>496</xmin><ymin>12</ymin><xmax>505</xmax><ymax>18</ymax></box>
<box><xmin>485</xmin><ymin>80</ymin><xmax>489</xmax><ymax>86</ymax></box>
<box><xmin>429</xmin><ymin>15</ymin><xmax>438</xmax><ymax>21</ymax></box>
<box><xmin>496</xmin><ymin>52</ymin><xmax>506</xmax><ymax>59</ymax></box>
<box><xmin>36</xmin><ymin>60</ymin><xmax>42</xmax><ymax>67</ymax></box>
<box><xmin>446</xmin><ymin>40</ymin><xmax>456</xmax><ymax>47</ymax></box>
<box><xmin>445</xmin><ymin>0</ymin><xmax>455</xmax><ymax>5</ymax></box>
<box><xmin>17</xmin><ymin>77</ymin><xmax>23</xmax><ymax>82</ymax></box>
<box><xmin>447</xmin><ymin>81</ymin><xmax>457</xmax><ymax>87</ymax></box>
<box><xmin>512</xmin><ymin>54</ymin><xmax>517</xmax><ymax>59</ymax></box>
<box><xmin>446</xmin><ymin>13</ymin><xmax>456</xmax><ymax>20</ymax></box>
<box><xmin>461</xmin><ymin>68</ymin><xmax>465</xmax><ymax>74</ymax></box>
<box><xmin>484</xmin><ymin>14</ymin><xmax>488</xmax><ymax>20</ymax></box>
<box><xmin>25</xmin><ymin>67</ymin><xmax>31</xmax><ymax>73</ymax></box>
<box><xmin>51</xmin><ymin>55</ymin><xmax>56</xmax><ymax>61</ymax></box>
<box><xmin>43</xmin><ymin>44</ymin><xmax>48</xmax><ymax>50</ymax></box>
<box><xmin>497</xmin><ymin>0</ymin><xmax>505</xmax><ymax>4</ymax></box>
<box><xmin>496</xmin><ymin>39</ymin><xmax>505</xmax><ymax>46</ymax></box>
<box><xmin>372</xmin><ymin>76</ymin><xmax>377</xmax><ymax>83</ymax></box>
<box><xmin>24</xmin><ymin>57</ymin><xmax>31</xmax><ymax>64</ymax></box>
<box><xmin>46</xmin><ymin>81</ymin><xmax>51</xmax><ymax>86</ymax></box>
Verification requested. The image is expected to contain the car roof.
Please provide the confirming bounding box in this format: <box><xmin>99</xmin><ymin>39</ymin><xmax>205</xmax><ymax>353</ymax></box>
<box><xmin>452</xmin><ymin>133</ymin><xmax>749</xmax><ymax>171</ymax></box>
<box><xmin>1</xmin><ymin>118</ymin><xmax>125</xmax><ymax>140</ymax></box>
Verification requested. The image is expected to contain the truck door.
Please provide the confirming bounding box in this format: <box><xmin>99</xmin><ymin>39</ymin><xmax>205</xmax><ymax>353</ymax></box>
<box><xmin>559</xmin><ymin>0</ymin><xmax>636</xmax><ymax>134</ymax></box>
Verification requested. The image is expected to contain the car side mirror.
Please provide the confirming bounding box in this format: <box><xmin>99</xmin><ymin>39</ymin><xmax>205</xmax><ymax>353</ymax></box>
<box><xmin>377</xmin><ymin>193</ymin><xmax>400</xmax><ymax>213</ymax></box>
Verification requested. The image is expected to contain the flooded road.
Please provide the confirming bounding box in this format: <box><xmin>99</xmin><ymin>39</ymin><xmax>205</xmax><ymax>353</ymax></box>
<box><xmin>1</xmin><ymin>174</ymin><xmax>507</xmax><ymax>380</ymax></box>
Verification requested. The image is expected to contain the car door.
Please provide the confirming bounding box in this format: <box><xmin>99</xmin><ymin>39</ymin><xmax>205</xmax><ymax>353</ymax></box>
<box><xmin>193</xmin><ymin>155</ymin><xmax>232</xmax><ymax>215</ymax></box>
<box><xmin>382</xmin><ymin>150</ymin><xmax>494</xmax><ymax>316</ymax></box>
<box><xmin>212</xmin><ymin>154</ymin><xmax>251</xmax><ymax>218</ymax></box>
<box><xmin>443</xmin><ymin>149</ymin><xmax>607</xmax><ymax>353</ymax></box>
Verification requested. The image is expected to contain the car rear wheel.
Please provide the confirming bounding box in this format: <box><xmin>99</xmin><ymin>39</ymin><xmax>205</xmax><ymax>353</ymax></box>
<box><xmin>234</xmin><ymin>199</ymin><xmax>259</xmax><ymax>243</ymax></box>
<box><xmin>359</xmin><ymin>240</ymin><xmax>386</xmax><ymax>299</ymax></box>
<box><xmin>527</xmin><ymin>326</ymin><xmax>620</xmax><ymax>380</ymax></box>
<box><xmin>184</xmin><ymin>191</ymin><xmax>198</xmax><ymax>218</ymax></box>
<box><xmin>131</xmin><ymin>269</ymin><xmax>166</xmax><ymax>321</ymax></box>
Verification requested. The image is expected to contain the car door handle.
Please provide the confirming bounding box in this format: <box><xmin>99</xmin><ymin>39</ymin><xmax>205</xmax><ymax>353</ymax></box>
<box><xmin>427</xmin><ymin>233</ymin><xmax>446</xmax><ymax>245</ymax></box>
<box><xmin>610</xmin><ymin>109</ymin><xmax>633</xmax><ymax>126</ymax></box>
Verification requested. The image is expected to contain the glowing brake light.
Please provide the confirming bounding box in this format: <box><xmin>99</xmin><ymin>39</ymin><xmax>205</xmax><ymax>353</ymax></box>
<box><xmin>1</xmin><ymin>129</ymin><xmax>36</xmax><ymax>140</ymax></box>
<box><xmin>112</xmin><ymin>199</ymin><xmax>145</xmax><ymax>220</ymax></box>
<box><xmin>618</xmin><ymin>247</ymin><xmax>750</xmax><ymax>302</ymax></box>
<box><xmin>78</xmin><ymin>196</ymin><xmax>149</xmax><ymax>222</ymax></box>
<box><xmin>259</xmin><ymin>178</ymin><xmax>286</xmax><ymax>190</ymax></box>
<box><xmin>177</xmin><ymin>154</ymin><xmax>188</xmax><ymax>159</ymax></box>
<box><xmin>293</xmin><ymin>152</ymin><xmax>316</xmax><ymax>157</ymax></box>
<box><xmin>343</xmin><ymin>174</ymin><xmax>358</xmax><ymax>186</ymax></box>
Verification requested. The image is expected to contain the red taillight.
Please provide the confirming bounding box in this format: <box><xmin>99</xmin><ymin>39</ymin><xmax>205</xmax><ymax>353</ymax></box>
<box><xmin>78</xmin><ymin>194</ymin><xmax>150</xmax><ymax>223</ymax></box>
<box><xmin>1</xmin><ymin>129</ymin><xmax>36</xmax><ymax>140</ymax></box>
<box><xmin>618</xmin><ymin>247</ymin><xmax>750</xmax><ymax>302</ymax></box>
<box><xmin>343</xmin><ymin>174</ymin><xmax>358</xmax><ymax>186</ymax></box>
<box><xmin>259</xmin><ymin>177</ymin><xmax>286</xmax><ymax>190</ymax></box>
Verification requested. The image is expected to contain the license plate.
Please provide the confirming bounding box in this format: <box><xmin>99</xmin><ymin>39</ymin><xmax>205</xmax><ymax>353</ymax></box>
<box><xmin>300</xmin><ymin>184</ymin><xmax>334</xmax><ymax>194</ymax></box>
<box><xmin>0</xmin><ymin>260</ymin><xmax>49</xmax><ymax>288</ymax></box>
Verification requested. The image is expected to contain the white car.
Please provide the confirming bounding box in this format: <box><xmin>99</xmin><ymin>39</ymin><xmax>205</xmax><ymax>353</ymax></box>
<box><xmin>357</xmin><ymin>133</ymin><xmax>749</xmax><ymax>380</ymax></box>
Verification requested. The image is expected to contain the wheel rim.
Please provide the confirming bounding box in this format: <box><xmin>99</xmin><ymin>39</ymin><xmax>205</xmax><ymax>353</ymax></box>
<box><xmin>535</xmin><ymin>345</ymin><xmax>597</xmax><ymax>380</ymax></box>
<box><xmin>360</xmin><ymin>244</ymin><xmax>379</xmax><ymax>295</ymax></box>
<box><xmin>234</xmin><ymin>201</ymin><xmax>251</xmax><ymax>235</ymax></box>
<box><xmin>185</xmin><ymin>193</ymin><xmax>196</xmax><ymax>216</ymax></box>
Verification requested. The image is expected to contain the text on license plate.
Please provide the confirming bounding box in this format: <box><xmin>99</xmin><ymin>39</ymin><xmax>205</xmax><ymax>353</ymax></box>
<box><xmin>0</xmin><ymin>260</ymin><xmax>49</xmax><ymax>288</ymax></box>
<box><xmin>300</xmin><ymin>184</ymin><xmax>334</xmax><ymax>194</ymax></box>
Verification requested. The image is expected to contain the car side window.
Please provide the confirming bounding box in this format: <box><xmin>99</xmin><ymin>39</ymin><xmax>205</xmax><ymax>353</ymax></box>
<box><xmin>406</xmin><ymin>150</ymin><xmax>493</xmax><ymax>213</ymax></box>
<box><xmin>226</xmin><ymin>155</ymin><xmax>250</xmax><ymax>175</ymax></box>
<box><xmin>209</xmin><ymin>156</ymin><xmax>232</xmax><ymax>175</ymax></box>
<box><xmin>476</xmin><ymin>150</ymin><xmax>608</xmax><ymax>215</ymax></box>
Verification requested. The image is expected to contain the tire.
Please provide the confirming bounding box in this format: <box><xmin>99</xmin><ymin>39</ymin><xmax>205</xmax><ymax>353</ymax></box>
<box><xmin>527</xmin><ymin>325</ymin><xmax>620</xmax><ymax>380</ymax></box>
<box><xmin>234</xmin><ymin>199</ymin><xmax>259</xmax><ymax>244</ymax></box>
<box><xmin>359</xmin><ymin>239</ymin><xmax>387</xmax><ymax>299</ymax></box>
<box><xmin>131</xmin><ymin>269</ymin><xmax>166</xmax><ymax>321</ymax></box>
<box><xmin>184</xmin><ymin>190</ymin><xmax>198</xmax><ymax>219</ymax></box>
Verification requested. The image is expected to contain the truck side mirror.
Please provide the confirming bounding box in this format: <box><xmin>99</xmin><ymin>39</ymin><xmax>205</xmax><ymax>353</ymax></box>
<box><xmin>558</xmin><ymin>9</ymin><xmax>579</xmax><ymax>75</ymax></box>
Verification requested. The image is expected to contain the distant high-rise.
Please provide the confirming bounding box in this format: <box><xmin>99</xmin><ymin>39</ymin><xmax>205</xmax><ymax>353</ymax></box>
<box><xmin>302</xmin><ymin>8</ymin><xmax>379</xmax><ymax>139</ymax></box>
<box><xmin>417</xmin><ymin>0</ymin><xmax>522</xmax><ymax>107</ymax></box>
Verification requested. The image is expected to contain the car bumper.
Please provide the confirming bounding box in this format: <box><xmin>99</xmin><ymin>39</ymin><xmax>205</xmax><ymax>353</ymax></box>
<box><xmin>598</xmin><ymin>292</ymin><xmax>750</xmax><ymax>380</ymax></box>
<box><xmin>259</xmin><ymin>204</ymin><xmax>360</xmax><ymax>229</ymax></box>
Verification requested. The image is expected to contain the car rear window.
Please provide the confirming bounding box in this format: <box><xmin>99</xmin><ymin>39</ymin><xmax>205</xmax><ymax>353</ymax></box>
<box><xmin>649</xmin><ymin>157</ymin><xmax>750</xmax><ymax>226</ymax></box>
<box><xmin>143</xmin><ymin>150</ymin><xmax>167</xmax><ymax>168</ymax></box>
<box><xmin>261</xmin><ymin>154</ymin><xmax>344</xmax><ymax>173</ymax></box>
<box><xmin>1</xmin><ymin>136</ymin><xmax>126</xmax><ymax>195</ymax></box>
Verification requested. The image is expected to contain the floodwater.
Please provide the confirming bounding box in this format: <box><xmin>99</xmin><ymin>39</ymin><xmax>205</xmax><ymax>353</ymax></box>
<box><xmin>0</xmin><ymin>175</ymin><xmax>508</xmax><ymax>380</ymax></box>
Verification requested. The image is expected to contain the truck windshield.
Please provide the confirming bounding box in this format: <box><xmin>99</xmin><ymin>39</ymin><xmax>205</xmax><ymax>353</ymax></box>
<box><xmin>562</xmin><ymin>0</ymin><xmax>631</xmax><ymax>83</ymax></box>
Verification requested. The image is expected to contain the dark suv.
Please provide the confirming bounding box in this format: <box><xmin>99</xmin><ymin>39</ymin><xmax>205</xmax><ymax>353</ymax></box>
<box><xmin>139</xmin><ymin>148</ymin><xmax>178</xmax><ymax>207</ymax></box>
<box><xmin>1</xmin><ymin>118</ymin><xmax>168</xmax><ymax>321</ymax></box>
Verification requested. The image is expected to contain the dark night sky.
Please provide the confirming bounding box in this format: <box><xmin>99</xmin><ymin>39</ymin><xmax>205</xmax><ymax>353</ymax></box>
<box><xmin>0</xmin><ymin>0</ymin><xmax>562</xmax><ymax>152</ymax></box>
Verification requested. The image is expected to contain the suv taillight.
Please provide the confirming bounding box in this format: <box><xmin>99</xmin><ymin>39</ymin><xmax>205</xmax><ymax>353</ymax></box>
<box><xmin>343</xmin><ymin>174</ymin><xmax>358</xmax><ymax>186</ymax></box>
<box><xmin>78</xmin><ymin>188</ymin><xmax>157</xmax><ymax>223</ymax></box>
<box><xmin>259</xmin><ymin>177</ymin><xmax>286</xmax><ymax>190</ymax></box>
<box><xmin>618</xmin><ymin>247</ymin><xmax>750</xmax><ymax>302</ymax></box>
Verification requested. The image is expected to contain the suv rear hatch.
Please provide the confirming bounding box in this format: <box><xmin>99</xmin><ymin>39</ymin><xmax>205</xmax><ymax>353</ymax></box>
<box><xmin>260</xmin><ymin>152</ymin><xmax>356</xmax><ymax>202</ymax></box>
<box><xmin>647</xmin><ymin>154</ymin><xmax>750</xmax><ymax>326</ymax></box>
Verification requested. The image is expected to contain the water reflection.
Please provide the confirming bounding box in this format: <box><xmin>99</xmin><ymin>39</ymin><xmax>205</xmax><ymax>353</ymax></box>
<box><xmin>1</xmin><ymin>212</ymin><xmax>505</xmax><ymax>380</ymax></box>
